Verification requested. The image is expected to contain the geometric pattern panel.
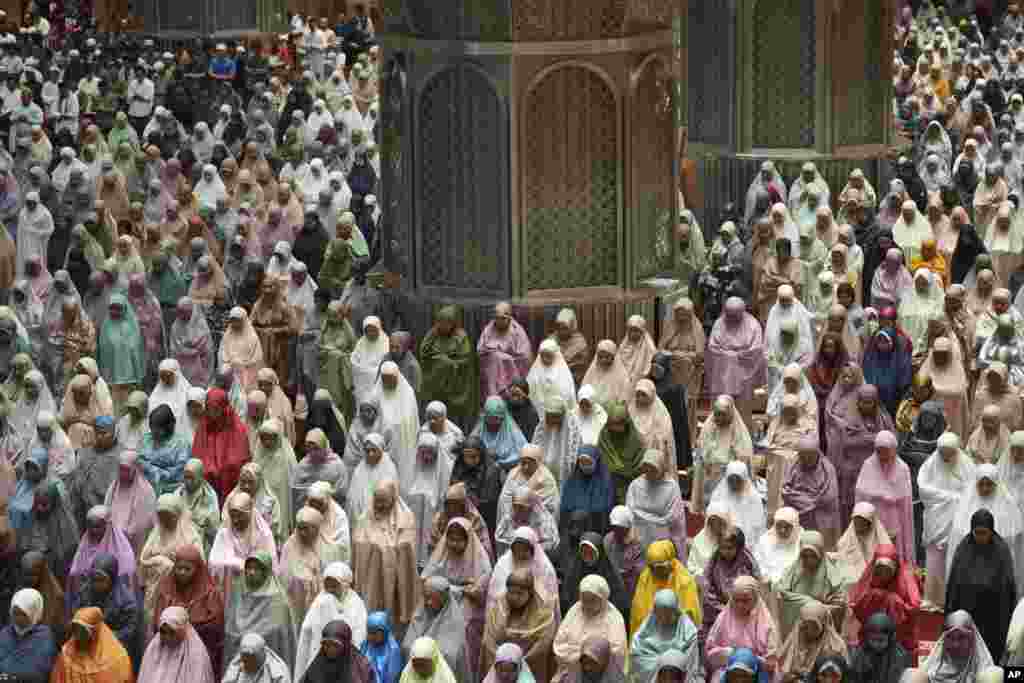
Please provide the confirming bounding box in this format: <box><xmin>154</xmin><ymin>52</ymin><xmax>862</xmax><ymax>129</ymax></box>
<box><xmin>524</xmin><ymin>65</ymin><xmax>619</xmax><ymax>290</ymax></box>
<box><xmin>513</xmin><ymin>0</ymin><xmax>628</xmax><ymax>41</ymax></box>
<box><xmin>632</xmin><ymin>57</ymin><xmax>675</xmax><ymax>280</ymax></box>
<box><xmin>687</xmin><ymin>0</ymin><xmax>734</xmax><ymax>146</ymax></box>
<box><xmin>834</xmin><ymin>0</ymin><xmax>884</xmax><ymax>147</ymax></box>
<box><xmin>751</xmin><ymin>0</ymin><xmax>816</xmax><ymax>148</ymax></box>
<box><xmin>404</xmin><ymin>0</ymin><xmax>511</xmax><ymax>40</ymax></box>
<box><xmin>417</xmin><ymin>62</ymin><xmax>508</xmax><ymax>292</ymax></box>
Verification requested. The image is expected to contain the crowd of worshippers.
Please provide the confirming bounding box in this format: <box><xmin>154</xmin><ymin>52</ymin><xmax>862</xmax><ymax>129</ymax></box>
<box><xmin>10</xmin><ymin>3</ymin><xmax>1024</xmax><ymax>683</ymax></box>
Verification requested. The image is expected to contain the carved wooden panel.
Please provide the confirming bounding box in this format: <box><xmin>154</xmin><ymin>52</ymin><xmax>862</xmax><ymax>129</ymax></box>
<box><xmin>751</xmin><ymin>0</ymin><xmax>816</xmax><ymax>148</ymax></box>
<box><xmin>624</xmin><ymin>0</ymin><xmax>675</xmax><ymax>33</ymax></box>
<box><xmin>632</xmin><ymin>57</ymin><xmax>675</xmax><ymax>280</ymax></box>
<box><xmin>687</xmin><ymin>0</ymin><xmax>734</xmax><ymax>147</ymax></box>
<box><xmin>417</xmin><ymin>63</ymin><xmax>508</xmax><ymax>293</ymax></box>
<box><xmin>513</xmin><ymin>0</ymin><xmax>627</xmax><ymax>41</ymax></box>
<box><xmin>523</xmin><ymin>65</ymin><xmax>619</xmax><ymax>291</ymax></box>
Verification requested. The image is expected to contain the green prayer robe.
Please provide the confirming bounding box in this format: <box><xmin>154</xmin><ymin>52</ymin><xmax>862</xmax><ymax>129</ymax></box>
<box><xmin>419</xmin><ymin>328</ymin><xmax>479</xmax><ymax>428</ymax></box>
<box><xmin>318</xmin><ymin>316</ymin><xmax>357</xmax><ymax>422</ymax></box>
<box><xmin>776</xmin><ymin>552</ymin><xmax>847</xmax><ymax>642</ymax></box>
<box><xmin>97</xmin><ymin>293</ymin><xmax>147</xmax><ymax>387</ymax></box>
<box><xmin>598</xmin><ymin>400</ymin><xmax>646</xmax><ymax>503</ymax></box>
<box><xmin>318</xmin><ymin>239</ymin><xmax>354</xmax><ymax>293</ymax></box>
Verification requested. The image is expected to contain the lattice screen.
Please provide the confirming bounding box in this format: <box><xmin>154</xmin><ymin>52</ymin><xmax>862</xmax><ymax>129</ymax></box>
<box><xmin>687</xmin><ymin>0</ymin><xmax>734</xmax><ymax>146</ymax></box>
<box><xmin>751</xmin><ymin>0</ymin><xmax>816</xmax><ymax>148</ymax></box>
<box><xmin>523</xmin><ymin>66</ymin><xmax>619</xmax><ymax>291</ymax></box>
<box><xmin>417</xmin><ymin>63</ymin><xmax>507</xmax><ymax>292</ymax></box>
<box><xmin>835</xmin><ymin>0</ymin><xmax>884</xmax><ymax>147</ymax></box>
<box><xmin>633</xmin><ymin>58</ymin><xmax>675</xmax><ymax>280</ymax></box>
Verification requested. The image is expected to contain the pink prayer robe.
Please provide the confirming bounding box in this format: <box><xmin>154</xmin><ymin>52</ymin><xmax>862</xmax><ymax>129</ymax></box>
<box><xmin>826</xmin><ymin>407</ymin><xmax>895</xmax><ymax>530</ymax></box>
<box><xmin>855</xmin><ymin>455</ymin><xmax>916</xmax><ymax>565</ymax></box>
<box><xmin>477</xmin><ymin>319</ymin><xmax>533</xmax><ymax>400</ymax></box>
<box><xmin>705</xmin><ymin>312</ymin><xmax>767</xmax><ymax>401</ymax></box>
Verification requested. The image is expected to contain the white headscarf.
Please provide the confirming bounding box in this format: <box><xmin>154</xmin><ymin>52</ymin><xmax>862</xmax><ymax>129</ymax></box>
<box><xmin>350</xmin><ymin>316</ymin><xmax>389</xmax><ymax>406</ymax></box>
<box><xmin>572</xmin><ymin>384</ymin><xmax>608</xmax><ymax>446</ymax></box>
<box><xmin>753</xmin><ymin>507</ymin><xmax>803</xmax><ymax>583</ymax></box>
<box><xmin>147</xmin><ymin>358</ymin><xmax>193</xmax><ymax>441</ymax></box>
<box><xmin>946</xmin><ymin>463</ymin><xmax>1023</xmax><ymax>578</ymax></box>
<box><xmin>919</xmin><ymin>433</ymin><xmax>976</xmax><ymax>549</ymax></box>
<box><xmin>293</xmin><ymin>562</ymin><xmax>368</xmax><ymax>682</ymax></box>
<box><xmin>709</xmin><ymin>460</ymin><xmax>767</xmax><ymax>543</ymax></box>
<box><xmin>372</xmin><ymin>361</ymin><xmax>420</xmax><ymax>486</ymax></box>
<box><xmin>194</xmin><ymin>163</ymin><xmax>227</xmax><ymax>210</ymax></box>
<box><xmin>526</xmin><ymin>338</ymin><xmax>577</xmax><ymax>416</ymax></box>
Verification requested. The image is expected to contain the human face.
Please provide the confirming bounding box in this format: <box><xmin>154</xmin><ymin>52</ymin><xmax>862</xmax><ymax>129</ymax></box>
<box><xmin>800</xmin><ymin>548</ymin><xmax>821</xmax><ymax>573</ymax></box>
<box><xmin>373</xmin><ymin>491</ymin><xmax>392</xmax><ymax>517</ymax></box>
<box><xmin>597</xmin><ymin>349</ymin><xmax>614</xmax><ymax>367</ymax></box>
<box><xmin>858</xmin><ymin>396</ymin><xmax>878</xmax><ymax>416</ymax></box>
<box><xmin>800</xmin><ymin>617</ymin><xmax>822</xmax><ymax>642</ymax></box>
<box><xmin>731</xmin><ymin>588</ymin><xmax>757</xmax><ymax>617</ymax></box>
<box><xmin>11</xmin><ymin>606</ymin><xmax>30</xmax><ymax>631</ymax></box>
<box><xmin>366</xmin><ymin>629</ymin><xmax>385</xmax><ymax>646</ymax></box>
<box><xmin>945</xmin><ymin>627</ymin><xmax>973</xmax><ymax>659</ymax></box>
<box><xmin>174</xmin><ymin>558</ymin><xmax>196</xmax><ymax>587</ymax></box>
<box><xmin>725</xmin><ymin>671</ymin><xmax>753</xmax><ymax>683</ymax></box>
<box><xmin>381</xmin><ymin>372</ymin><xmax>398</xmax><ymax>391</ymax></box>
<box><xmin>230</xmin><ymin>507</ymin><xmax>250</xmax><ymax>532</ymax></box>
<box><xmin>183</xmin><ymin>467</ymin><xmax>201</xmax><ymax>493</ymax></box>
<box><xmin>520</xmin><ymin>457</ymin><xmax>538</xmax><ymax>478</ymax></box>
<box><xmin>87</xmin><ymin>515</ymin><xmax>106</xmax><ymax>543</ymax></box>
<box><xmin>853</xmin><ymin>515</ymin><xmax>872</xmax><ymax>536</ymax></box>
<box><xmin>580</xmin><ymin>591</ymin><xmax>603</xmax><ymax>618</ymax></box>
<box><xmin>307</xmin><ymin>495</ymin><xmax>328</xmax><ymax>516</ymax></box>
<box><xmin>365</xmin><ymin>445</ymin><xmax>382</xmax><ymax>465</ymax></box>
<box><xmin>297</xmin><ymin>520</ymin><xmax>318</xmax><ymax>545</ymax></box>
<box><xmin>258</xmin><ymin>430</ymin><xmax>276</xmax><ymax>449</ymax></box>
<box><xmin>446</xmin><ymin>526</ymin><xmax>468</xmax><ymax>556</ymax></box>
<box><xmin>511</xmin><ymin>540</ymin><xmax>532</xmax><ymax>563</ymax></box>
<box><xmin>496</xmin><ymin>662</ymin><xmax>519</xmax><ymax>683</ymax></box>
<box><xmin>817</xmin><ymin>668</ymin><xmax>842</xmax><ymax>683</ymax></box>
<box><xmin>320</xmin><ymin>638</ymin><xmax>341</xmax><ymax>659</ymax></box>
<box><xmin>157</xmin><ymin>509</ymin><xmax>178</xmax><ymax>531</ymax></box>
<box><xmin>718</xmin><ymin>534</ymin><xmax>738</xmax><ymax>561</ymax></box>
<box><xmin>412</xmin><ymin>658</ymin><xmax>434</xmax><ymax>678</ymax></box>
<box><xmin>978</xmin><ymin>477</ymin><xmax>996</xmax><ymax>498</ymax></box>
<box><xmin>240</xmin><ymin>651</ymin><xmax>263</xmax><ymax>674</ymax></box>
<box><xmin>647</xmin><ymin>600</ymin><xmax>678</xmax><ymax>633</ymax></box>
<box><xmin>91</xmin><ymin>571</ymin><xmax>113</xmax><ymax>595</ymax></box>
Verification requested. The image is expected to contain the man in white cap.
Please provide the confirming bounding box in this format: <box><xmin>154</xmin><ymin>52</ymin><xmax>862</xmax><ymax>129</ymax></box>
<box><xmin>127</xmin><ymin>63</ymin><xmax>155</xmax><ymax>135</ymax></box>
<box><xmin>15</xmin><ymin>191</ymin><xmax>53</xmax><ymax>276</ymax></box>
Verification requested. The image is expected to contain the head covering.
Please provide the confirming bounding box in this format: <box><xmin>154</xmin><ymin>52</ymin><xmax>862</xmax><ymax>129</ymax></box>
<box><xmin>921</xmin><ymin>611</ymin><xmax>995</xmax><ymax>683</ymax></box>
<box><xmin>138</xmin><ymin>606</ymin><xmax>216</xmax><ymax>683</ymax></box>
<box><xmin>775</xmin><ymin>600</ymin><xmax>848</xmax><ymax>679</ymax></box>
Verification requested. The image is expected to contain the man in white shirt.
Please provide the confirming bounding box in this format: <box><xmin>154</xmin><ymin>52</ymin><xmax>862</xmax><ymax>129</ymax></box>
<box><xmin>127</xmin><ymin>67</ymin><xmax>155</xmax><ymax>135</ymax></box>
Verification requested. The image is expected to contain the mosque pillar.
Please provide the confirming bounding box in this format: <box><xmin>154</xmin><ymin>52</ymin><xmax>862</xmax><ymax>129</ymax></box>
<box><xmin>688</xmin><ymin>0</ymin><xmax>898</xmax><ymax>232</ymax></box>
<box><xmin>376</xmin><ymin>0</ymin><xmax>685</xmax><ymax>339</ymax></box>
